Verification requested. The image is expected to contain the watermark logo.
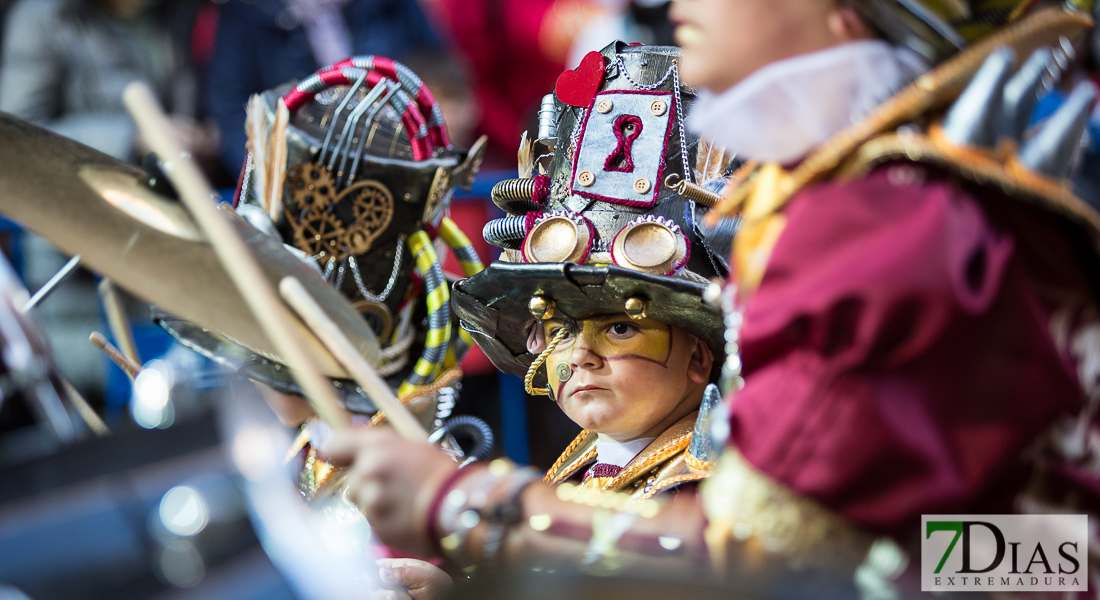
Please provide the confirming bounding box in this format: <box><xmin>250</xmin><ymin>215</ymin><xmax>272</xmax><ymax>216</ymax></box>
<box><xmin>922</xmin><ymin>515</ymin><xmax>1088</xmax><ymax>592</ymax></box>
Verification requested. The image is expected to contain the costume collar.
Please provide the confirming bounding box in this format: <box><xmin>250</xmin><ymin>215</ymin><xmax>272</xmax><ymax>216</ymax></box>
<box><xmin>596</xmin><ymin>434</ymin><xmax>656</xmax><ymax>468</ymax></box>
<box><xmin>686</xmin><ymin>40</ymin><xmax>927</xmax><ymax>165</ymax></box>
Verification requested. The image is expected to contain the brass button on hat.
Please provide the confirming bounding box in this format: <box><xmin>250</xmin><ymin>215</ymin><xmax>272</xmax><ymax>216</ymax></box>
<box><xmin>529</xmin><ymin>295</ymin><xmax>555</xmax><ymax>320</ymax></box>
<box><xmin>624</xmin><ymin>296</ymin><xmax>648</xmax><ymax>320</ymax></box>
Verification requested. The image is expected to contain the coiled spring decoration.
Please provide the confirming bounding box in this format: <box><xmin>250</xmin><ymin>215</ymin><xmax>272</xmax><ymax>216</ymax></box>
<box><xmin>483</xmin><ymin>216</ymin><xmax>529</xmax><ymax>250</ymax></box>
<box><xmin>439</xmin><ymin>415</ymin><xmax>494</xmax><ymax>461</ymax></box>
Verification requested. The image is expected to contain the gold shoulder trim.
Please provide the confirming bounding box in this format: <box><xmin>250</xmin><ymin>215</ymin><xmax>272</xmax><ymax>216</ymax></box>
<box><xmin>643</xmin><ymin>473</ymin><xmax>709</xmax><ymax>500</ymax></box>
<box><xmin>544</xmin><ymin>430</ymin><xmax>597</xmax><ymax>485</ymax></box>
<box><xmin>837</xmin><ymin>127</ymin><xmax>1100</xmax><ymax>246</ymax></box>
<box><xmin>607</xmin><ymin>411</ymin><xmax>697</xmax><ymax>490</ymax></box>
<box><xmin>709</xmin><ymin>7</ymin><xmax>1094</xmax><ymax>221</ymax></box>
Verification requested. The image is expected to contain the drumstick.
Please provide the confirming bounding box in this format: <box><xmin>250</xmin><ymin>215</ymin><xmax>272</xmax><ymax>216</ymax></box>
<box><xmin>122</xmin><ymin>82</ymin><xmax>351</xmax><ymax>431</ymax></box>
<box><xmin>90</xmin><ymin>331</ymin><xmax>141</xmax><ymax>380</ymax></box>
<box><xmin>97</xmin><ymin>279</ymin><xmax>141</xmax><ymax>367</ymax></box>
<box><xmin>61</xmin><ymin>378</ymin><xmax>110</xmax><ymax>437</ymax></box>
<box><xmin>280</xmin><ymin>277</ymin><xmax>427</xmax><ymax>442</ymax></box>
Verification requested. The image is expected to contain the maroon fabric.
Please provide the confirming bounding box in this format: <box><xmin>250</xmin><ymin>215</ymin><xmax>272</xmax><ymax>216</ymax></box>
<box><xmin>586</xmin><ymin>463</ymin><xmax>625</xmax><ymax>480</ymax></box>
<box><xmin>728</xmin><ymin>164</ymin><xmax>1087</xmax><ymax>534</ymax></box>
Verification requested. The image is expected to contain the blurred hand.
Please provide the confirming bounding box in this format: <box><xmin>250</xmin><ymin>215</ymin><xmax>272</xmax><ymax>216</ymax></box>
<box><xmin>326</xmin><ymin>427</ymin><xmax>458</xmax><ymax>556</ymax></box>
<box><xmin>370</xmin><ymin>559</ymin><xmax>454</xmax><ymax>600</ymax></box>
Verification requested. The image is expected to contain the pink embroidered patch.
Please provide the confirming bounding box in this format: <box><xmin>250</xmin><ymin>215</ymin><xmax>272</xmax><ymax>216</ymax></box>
<box><xmin>587</xmin><ymin>463</ymin><xmax>624</xmax><ymax>479</ymax></box>
<box><xmin>603</xmin><ymin>114</ymin><xmax>643</xmax><ymax>173</ymax></box>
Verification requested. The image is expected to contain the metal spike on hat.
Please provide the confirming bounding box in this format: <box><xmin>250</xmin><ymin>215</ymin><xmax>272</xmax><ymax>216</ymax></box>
<box><xmin>1018</xmin><ymin>80</ymin><xmax>1099</xmax><ymax>179</ymax></box>
<box><xmin>942</xmin><ymin>46</ymin><xmax>1016</xmax><ymax>149</ymax></box>
<box><xmin>688</xmin><ymin>384</ymin><xmax>724</xmax><ymax>465</ymax></box>
<box><xmin>998</xmin><ymin>47</ymin><xmax>1054</xmax><ymax>141</ymax></box>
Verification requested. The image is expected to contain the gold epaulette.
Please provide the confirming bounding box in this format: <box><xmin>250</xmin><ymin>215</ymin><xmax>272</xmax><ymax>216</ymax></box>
<box><xmin>709</xmin><ymin>6</ymin><xmax>1093</xmax><ymax>223</ymax></box>
<box><xmin>837</xmin><ymin>125</ymin><xmax>1100</xmax><ymax>239</ymax></box>
<box><xmin>709</xmin><ymin>7</ymin><xmax>1095</xmax><ymax>297</ymax></box>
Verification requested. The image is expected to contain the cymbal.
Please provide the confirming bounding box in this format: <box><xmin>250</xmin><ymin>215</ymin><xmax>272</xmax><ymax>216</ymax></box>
<box><xmin>0</xmin><ymin>113</ymin><xmax>381</xmax><ymax>377</ymax></box>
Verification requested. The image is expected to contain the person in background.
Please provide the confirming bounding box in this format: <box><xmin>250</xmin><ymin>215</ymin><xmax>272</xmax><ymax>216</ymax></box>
<box><xmin>419</xmin><ymin>0</ymin><xmax>599</xmax><ymax>168</ymax></box>
<box><xmin>204</xmin><ymin>0</ymin><xmax>442</xmax><ymax>175</ymax></box>
<box><xmin>567</xmin><ymin>0</ymin><xmax>674</xmax><ymax>69</ymax></box>
<box><xmin>0</xmin><ymin>0</ymin><xmax>215</xmax><ymax>163</ymax></box>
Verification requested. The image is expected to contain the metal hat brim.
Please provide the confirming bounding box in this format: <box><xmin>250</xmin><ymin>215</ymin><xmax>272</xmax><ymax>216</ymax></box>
<box><xmin>452</xmin><ymin>262</ymin><xmax>723</xmax><ymax>383</ymax></box>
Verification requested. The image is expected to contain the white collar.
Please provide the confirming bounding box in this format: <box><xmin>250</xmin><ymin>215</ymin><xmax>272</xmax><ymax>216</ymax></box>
<box><xmin>596</xmin><ymin>434</ymin><xmax>656</xmax><ymax>468</ymax></box>
<box><xmin>686</xmin><ymin>40</ymin><xmax>927</xmax><ymax>165</ymax></box>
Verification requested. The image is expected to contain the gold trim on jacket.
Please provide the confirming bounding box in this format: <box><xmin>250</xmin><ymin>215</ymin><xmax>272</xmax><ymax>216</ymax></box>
<box><xmin>543</xmin><ymin>411</ymin><xmax>712</xmax><ymax>499</ymax></box>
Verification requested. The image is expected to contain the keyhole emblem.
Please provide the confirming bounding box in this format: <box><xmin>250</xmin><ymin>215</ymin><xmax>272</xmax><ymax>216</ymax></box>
<box><xmin>603</xmin><ymin>114</ymin><xmax>644</xmax><ymax>173</ymax></box>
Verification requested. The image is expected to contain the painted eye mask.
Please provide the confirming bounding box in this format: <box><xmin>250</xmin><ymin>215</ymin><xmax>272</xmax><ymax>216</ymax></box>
<box><xmin>542</xmin><ymin>316</ymin><xmax>673</xmax><ymax>367</ymax></box>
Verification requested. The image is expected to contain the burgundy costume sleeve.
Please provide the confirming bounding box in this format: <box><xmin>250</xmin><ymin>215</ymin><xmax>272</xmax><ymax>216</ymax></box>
<box><xmin>728</xmin><ymin>165</ymin><xmax>1084</xmax><ymax>534</ymax></box>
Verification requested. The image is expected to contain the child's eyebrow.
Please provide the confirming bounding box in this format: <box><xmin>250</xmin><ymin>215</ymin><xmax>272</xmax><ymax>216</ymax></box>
<box><xmin>588</xmin><ymin>314</ymin><xmax>632</xmax><ymax>326</ymax></box>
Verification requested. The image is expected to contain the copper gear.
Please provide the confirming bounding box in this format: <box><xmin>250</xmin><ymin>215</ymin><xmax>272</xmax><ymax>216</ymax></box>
<box><xmin>294</xmin><ymin>211</ymin><xmax>346</xmax><ymax>259</ymax></box>
<box><xmin>286</xmin><ymin>162</ymin><xmax>338</xmax><ymax>213</ymax></box>
<box><xmin>342</xmin><ymin>180</ymin><xmax>394</xmax><ymax>255</ymax></box>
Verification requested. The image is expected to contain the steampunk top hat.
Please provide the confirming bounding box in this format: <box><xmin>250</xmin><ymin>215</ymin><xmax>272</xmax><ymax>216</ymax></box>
<box><xmin>162</xmin><ymin>56</ymin><xmax>487</xmax><ymax>405</ymax></box>
<box><xmin>453</xmin><ymin>42</ymin><xmax>739</xmax><ymax>392</ymax></box>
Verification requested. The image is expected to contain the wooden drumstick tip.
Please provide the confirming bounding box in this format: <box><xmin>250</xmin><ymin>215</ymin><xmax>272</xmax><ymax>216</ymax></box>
<box><xmin>90</xmin><ymin>331</ymin><xmax>142</xmax><ymax>380</ymax></box>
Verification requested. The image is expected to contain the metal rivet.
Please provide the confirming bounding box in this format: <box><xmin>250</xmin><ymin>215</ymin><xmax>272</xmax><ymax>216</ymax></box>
<box><xmin>596</xmin><ymin>98</ymin><xmax>614</xmax><ymax>114</ymax></box>
<box><xmin>633</xmin><ymin>178</ymin><xmax>651</xmax><ymax>194</ymax></box>
<box><xmin>625</xmin><ymin>296</ymin><xmax>648</xmax><ymax>320</ymax></box>
<box><xmin>578</xmin><ymin>170</ymin><xmax>595</xmax><ymax>187</ymax></box>
<box><xmin>555</xmin><ymin>363</ymin><xmax>572</xmax><ymax>382</ymax></box>
<box><xmin>649</xmin><ymin>99</ymin><xmax>667</xmax><ymax>116</ymax></box>
<box><xmin>529</xmin><ymin>296</ymin><xmax>555</xmax><ymax>320</ymax></box>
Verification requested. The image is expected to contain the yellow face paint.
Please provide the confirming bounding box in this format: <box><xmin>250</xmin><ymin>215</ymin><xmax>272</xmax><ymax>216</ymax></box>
<box><xmin>542</xmin><ymin>315</ymin><xmax>673</xmax><ymax>398</ymax></box>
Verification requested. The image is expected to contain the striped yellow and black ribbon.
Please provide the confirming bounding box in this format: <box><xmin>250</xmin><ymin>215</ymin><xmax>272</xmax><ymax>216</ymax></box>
<box><xmin>437</xmin><ymin>217</ymin><xmax>485</xmax><ymax>370</ymax></box>
<box><xmin>399</xmin><ymin>230</ymin><xmax>452</xmax><ymax>397</ymax></box>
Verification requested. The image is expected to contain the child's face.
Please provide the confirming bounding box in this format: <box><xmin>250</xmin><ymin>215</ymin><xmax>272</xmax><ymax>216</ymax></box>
<box><xmin>542</xmin><ymin>315</ymin><xmax>710</xmax><ymax>441</ymax></box>
<box><xmin>670</xmin><ymin>0</ymin><xmax>852</xmax><ymax>93</ymax></box>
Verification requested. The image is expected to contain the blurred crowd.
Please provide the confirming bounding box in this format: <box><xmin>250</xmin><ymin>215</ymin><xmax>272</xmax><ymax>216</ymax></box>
<box><xmin>0</xmin><ymin>0</ymin><xmax>685</xmax><ymax>178</ymax></box>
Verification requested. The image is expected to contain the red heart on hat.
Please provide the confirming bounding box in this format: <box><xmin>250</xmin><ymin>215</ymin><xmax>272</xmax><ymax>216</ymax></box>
<box><xmin>555</xmin><ymin>51</ymin><xmax>606</xmax><ymax>108</ymax></box>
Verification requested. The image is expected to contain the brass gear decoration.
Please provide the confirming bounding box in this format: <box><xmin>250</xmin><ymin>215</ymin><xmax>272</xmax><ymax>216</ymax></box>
<box><xmin>343</xmin><ymin>180</ymin><xmax>394</xmax><ymax>256</ymax></box>
<box><xmin>286</xmin><ymin>163</ymin><xmax>338</xmax><ymax>212</ymax></box>
<box><xmin>294</xmin><ymin>212</ymin><xmax>346</xmax><ymax>259</ymax></box>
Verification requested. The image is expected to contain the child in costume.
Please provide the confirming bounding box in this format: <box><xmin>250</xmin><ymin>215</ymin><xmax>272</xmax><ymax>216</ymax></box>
<box><xmin>328</xmin><ymin>42</ymin><xmax>738</xmax><ymax>594</ymax></box>
<box><xmin>458</xmin><ymin>41</ymin><xmax>736</xmax><ymax>498</ymax></box>
<box><xmin>159</xmin><ymin>55</ymin><xmax>495</xmax><ymax>498</ymax></box>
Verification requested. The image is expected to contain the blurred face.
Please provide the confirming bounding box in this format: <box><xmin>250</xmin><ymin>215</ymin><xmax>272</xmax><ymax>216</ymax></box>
<box><xmin>542</xmin><ymin>315</ymin><xmax>712</xmax><ymax>442</ymax></box>
<box><xmin>670</xmin><ymin>0</ymin><xmax>867</xmax><ymax>93</ymax></box>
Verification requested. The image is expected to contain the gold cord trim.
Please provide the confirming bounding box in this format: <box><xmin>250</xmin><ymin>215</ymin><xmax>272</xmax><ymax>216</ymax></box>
<box><xmin>608</xmin><ymin>432</ymin><xmax>692</xmax><ymax>489</ymax></box>
<box><xmin>525</xmin><ymin>326</ymin><xmax>571</xmax><ymax>396</ymax></box>
<box><xmin>641</xmin><ymin>473</ymin><xmax>708</xmax><ymax>500</ymax></box>
<box><xmin>684</xmin><ymin>452</ymin><xmax>716</xmax><ymax>472</ymax></box>
<box><xmin>544</xmin><ymin>430</ymin><xmax>595</xmax><ymax>484</ymax></box>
